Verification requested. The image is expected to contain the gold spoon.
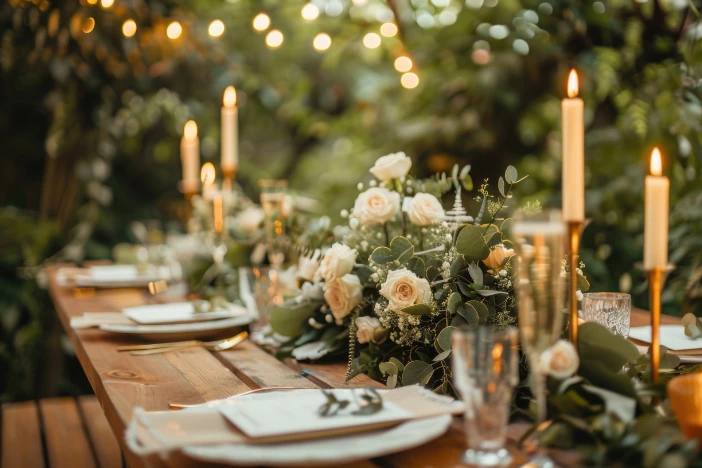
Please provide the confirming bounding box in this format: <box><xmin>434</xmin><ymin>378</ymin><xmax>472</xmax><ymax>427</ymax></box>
<box><xmin>127</xmin><ymin>331</ymin><xmax>248</xmax><ymax>355</ymax></box>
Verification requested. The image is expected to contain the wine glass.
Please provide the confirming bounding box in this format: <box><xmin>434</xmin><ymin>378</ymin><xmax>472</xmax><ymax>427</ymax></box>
<box><xmin>512</xmin><ymin>209</ymin><xmax>566</xmax><ymax>467</ymax></box>
<box><xmin>452</xmin><ymin>327</ymin><xmax>519</xmax><ymax>467</ymax></box>
<box><xmin>259</xmin><ymin>179</ymin><xmax>289</xmax><ymax>271</ymax></box>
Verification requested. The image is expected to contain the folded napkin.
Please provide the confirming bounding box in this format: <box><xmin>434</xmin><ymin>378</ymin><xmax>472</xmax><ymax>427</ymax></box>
<box><xmin>70</xmin><ymin>313</ymin><xmax>136</xmax><ymax>329</ymax></box>
<box><xmin>125</xmin><ymin>386</ymin><xmax>464</xmax><ymax>456</ymax></box>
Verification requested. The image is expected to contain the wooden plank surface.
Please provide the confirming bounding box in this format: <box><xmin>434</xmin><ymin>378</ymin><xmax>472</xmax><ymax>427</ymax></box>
<box><xmin>47</xmin><ymin>265</ymin><xmax>673</xmax><ymax>468</ymax></box>
<box><xmin>39</xmin><ymin>398</ymin><xmax>97</xmax><ymax>468</ymax></box>
<box><xmin>77</xmin><ymin>396</ymin><xmax>123</xmax><ymax>468</ymax></box>
<box><xmin>1</xmin><ymin>401</ymin><xmax>46</xmax><ymax>468</ymax></box>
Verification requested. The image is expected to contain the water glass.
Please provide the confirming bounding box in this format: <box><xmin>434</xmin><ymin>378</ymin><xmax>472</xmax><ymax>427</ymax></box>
<box><xmin>259</xmin><ymin>179</ymin><xmax>289</xmax><ymax>268</ymax></box>
<box><xmin>452</xmin><ymin>327</ymin><xmax>519</xmax><ymax>467</ymax></box>
<box><xmin>581</xmin><ymin>293</ymin><xmax>631</xmax><ymax>337</ymax></box>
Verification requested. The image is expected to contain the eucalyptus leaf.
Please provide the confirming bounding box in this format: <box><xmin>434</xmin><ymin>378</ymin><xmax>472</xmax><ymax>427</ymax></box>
<box><xmin>390</xmin><ymin>236</ymin><xmax>414</xmax><ymax>263</ymax></box>
<box><xmin>426</xmin><ymin>266</ymin><xmax>442</xmax><ymax>282</ymax></box>
<box><xmin>386</xmin><ymin>374</ymin><xmax>398</xmax><ymax>388</ymax></box>
<box><xmin>456</xmin><ymin>225</ymin><xmax>490</xmax><ymax>262</ymax></box>
<box><xmin>433</xmin><ymin>349</ymin><xmax>451</xmax><ymax>362</ymax></box>
<box><xmin>389</xmin><ymin>357</ymin><xmax>405</xmax><ymax>371</ymax></box>
<box><xmin>401</xmin><ymin>304</ymin><xmax>433</xmax><ymax>316</ymax></box>
<box><xmin>457</xmin><ymin>303</ymin><xmax>480</xmax><ymax>325</ymax></box>
<box><xmin>447</xmin><ymin>292</ymin><xmax>462</xmax><ymax>314</ymax></box>
<box><xmin>474</xmin><ymin>289</ymin><xmax>508</xmax><ymax>297</ymax></box>
<box><xmin>355</xmin><ymin>265</ymin><xmax>375</xmax><ymax>285</ymax></box>
<box><xmin>462</xmin><ymin>174</ymin><xmax>474</xmax><ymax>192</ymax></box>
<box><xmin>451</xmin><ymin>315</ymin><xmax>468</xmax><ymax>327</ymax></box>
<box><xmin>460</xmin><ymin>165</ymin><xmax>471</xmax><ymax>178</ymax></box>
<box><xmin>370</xmin><ymin>246</ymin><xmax>394</xmax><ymax>265</ymax></box>
<box><xmin>467</xmin><ymin>262</ymin><xmax>483</xmax><ymax>286</ymax></box>
<box><xmin>505</xmin><ymin>165</ymin><xmax>518</xmax><ymax>184</ymax></box>
<box><xmin>408</xmin><ymin>257</ymin><xmax>425</xmax><ymax>277</ymax></box>
<box><xmin>450</xmin><ymin>255</ymin><xmax>466</xmax><ymax>278</ymax></box>
<box><xmin>379</xmin><ymin>361</ymin><xmax>399</xmax><ymax>376</ymax></box>
<box><xmin>498</xmin><ymin>177</ymin><xmax>506</xmax><ymax>197</ymax></box>
<box><xmin>437</xmin><ymin>326</ymin><xmax>456</xmax><ymax>351</ymax></box>
<box><xmin>577</xmin><ymin>273</ymin><xmax>591</xmax><ymax>292</ymax></box>
<box><xmin>401</xmin><ymin>360</ymin><xmax>434</xmax><ymax>386</ymax></box>
<box><xmin>467</xmin><ymin>300</ymin><xmax>489</xmax><ymax>323</ymax></box>
<box><xmin>268</xmin><ymin>302</ymin><xmax>320</xmax><ymax>337</ymax></box>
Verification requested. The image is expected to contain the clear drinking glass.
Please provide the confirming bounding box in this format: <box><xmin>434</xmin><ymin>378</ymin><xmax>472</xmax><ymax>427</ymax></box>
<box><xmin>259</xmin><ymin>179</ymin><xmax>289</xmax><ymax>269</ymax></box>
<box><xmin>452</xmin><ymin>327</ymin><xmax>519</xmax><ymax>467</ymax></box>
<box><xmin>581</xmin><ymin>293</ymin><xmax>631</xmax><ymax>337</ymax></box>
<box><xmin>512</xmin><ymin>210</ymin><xmax>565</xmax><ymax>467</ymax></box>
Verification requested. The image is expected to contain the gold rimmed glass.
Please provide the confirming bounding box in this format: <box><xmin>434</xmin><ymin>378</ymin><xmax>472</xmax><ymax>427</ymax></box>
<box><xmin>259</xmin><ymin>179</ymin><xmax>289</xmax><ymax>271</ymax></box>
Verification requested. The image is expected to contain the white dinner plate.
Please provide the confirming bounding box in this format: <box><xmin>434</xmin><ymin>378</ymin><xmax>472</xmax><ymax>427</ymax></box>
<box><xmin>99</xmin><ymin>312</ymin><xmax>256</xmax><ymax>341</ymax></box>
<box><xmin>122</xmin><ymin>301</ymin><xmax>247</xmax><ymax>325</ymax></box>
<box><xmin>71</xmin><ymin>265</ymin><xmax>173</xmax><ymax>288</ymax></box>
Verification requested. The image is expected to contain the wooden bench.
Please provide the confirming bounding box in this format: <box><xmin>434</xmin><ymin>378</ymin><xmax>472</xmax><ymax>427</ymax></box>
<box><xmin>1</xmin><ymin>396</ymin><xmax>122</xmax><ymax>468</ymax></box>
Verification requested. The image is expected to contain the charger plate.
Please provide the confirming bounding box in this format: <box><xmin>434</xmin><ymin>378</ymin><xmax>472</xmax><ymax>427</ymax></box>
<box><xmin>99</xmin><ymin>312</ymin><xmax>255</xmax><ymax>341</ymax></box>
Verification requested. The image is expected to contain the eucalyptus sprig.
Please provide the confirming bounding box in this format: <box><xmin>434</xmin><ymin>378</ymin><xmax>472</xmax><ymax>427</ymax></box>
<box><xmin>317</xmin><ymin>387</ymin><xmax>383</xmax><ymax>417</ymax></box>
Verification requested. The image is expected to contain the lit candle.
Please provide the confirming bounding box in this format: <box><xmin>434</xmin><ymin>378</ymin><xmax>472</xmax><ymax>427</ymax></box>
<box><xmin>644</xmin><ymin>147</ymin><xmax>669</xmax><ymax>270</ymax></box>
<box><xmin>213</xmin><ymin>193</ymin><xmax>224</xmax><ymax>233</ymax></box>
<box><xmin>221</xmin><ymin>86</ymin><xmax>238</xmax><ymax>173</ymax></box>
<box><xmin>562</xmin><ymin>69</ymin><xmax>584</xmax><ymax>222</ymax></box>
<box><xmin>200</xmin><ymin>162</ymin><xmax>216</xmax><ymax>199</ymax></box>
<box><xmin>180</xmin><ymin>120</ymin><xmax>200</xmax><ymax>193</ymax></box>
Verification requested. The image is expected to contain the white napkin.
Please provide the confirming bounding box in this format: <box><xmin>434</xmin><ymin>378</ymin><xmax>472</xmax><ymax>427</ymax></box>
<box><xmin>629</xmin><ymin>325</ymin><xmax>702</xmax><ymax>351</ymax></box>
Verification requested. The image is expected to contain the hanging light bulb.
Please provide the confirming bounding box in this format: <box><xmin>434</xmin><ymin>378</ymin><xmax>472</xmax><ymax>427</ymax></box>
<box><xmin>122</xmin><ymin>19</ymin><xmax>137</xmax><ymax>38</ymax></box>
<box><xmin>380</xmin><ymin>22</ymin><xmax>398</xmax><ymax>37</ymax></box>
<box><xmin>208</xmin><ymin>19</ymin><xmax>225</xmax><ymax>37</ymax></box>
<box><xmin>301</xmin><ymin>3</ymin><xmax>320</xmax><ymax>21</ymax></box>
<box><xmin>82</xmin><ymin>17</ymin><xmax>95</xmax><ymax>33</ymax></box>
<box><xmin>401</xmin><ymin>72</ymin><xmax>419</xmax><ymax>89</ymax></box>
<box><xmin>252</xmin><ymin>13</ymin><xmax>271</xmax><ymax>32</ymax></box>
<box><xmin>166</xmin><ymin>21</ymin><xmax>182</xmax><ymax>39</ymax></box>
<box><xmin>100</xmin><ymin>0</ymin><xmax>114</xmax><ymax>8</ymax></box>
<box><xmin>394</xmin><ymin>56</ymin><xmax>412</xmax><ymax>72</ymax></box>
<box><xmin>363</xmin><ymin>33</ymin><xmax>381</xmax><ymax>49</ymax></box>
<box><xmin>265</xmin><ymin>29</ymin><xmax>284</xmax><ymax>48</ymax></box>
<box><xmin>313</xmin><ymin>33</ymin><xmax>331</xmax><ymax>51</ymax></box>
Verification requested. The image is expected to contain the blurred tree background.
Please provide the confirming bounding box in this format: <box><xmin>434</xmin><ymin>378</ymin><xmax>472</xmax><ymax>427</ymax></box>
<box><xmin>1</xmin><ymin>0</ymin><xmax>701</xmax><ymax>401</ymax></box>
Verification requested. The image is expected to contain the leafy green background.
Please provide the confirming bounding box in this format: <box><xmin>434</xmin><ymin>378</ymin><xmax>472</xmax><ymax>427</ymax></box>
<box><xmin>1</xmin><ymin>0</ymin><xmax>701</xmax><ymax>401</ymax></box>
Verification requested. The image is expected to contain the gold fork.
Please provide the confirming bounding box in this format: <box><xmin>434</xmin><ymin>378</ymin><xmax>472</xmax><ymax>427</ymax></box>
<box><xmin>119</xmin><ymin>331</ymin><xmax>248</xmax><ymax>355</ymax></box>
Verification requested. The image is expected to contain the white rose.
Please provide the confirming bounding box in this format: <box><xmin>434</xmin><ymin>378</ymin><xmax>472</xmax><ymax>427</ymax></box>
<box><xmin>482</xmin><ymin>244</ymin><xmax>515</xmax><ymax>270</ymax></box>
<box><xmin>355</xmin><ymin>316</ymin><xmax>389</xmax><ymax>344</ymax></box>
<box><xmin>540</xmin><ymin>340</ymin><xmax>580</xmax><ymax>380</ymax></box>
<box><xmin>379</xmin><ymin>268</ymin><xmax>432</xmax><ymax>311</ymax></box>
<box><xmin>324</xmin><ymin>274</ymin><xmax>363</xmax><ymax>320</ymax></box>
<box><xmin>353</xmin><ymin>188</ymin><xmax>401</xmax><ymax>226</ymax></box>
<box><xmin>369</xmin><ymin>152</ymin><xmax>412</xmax><ymax>181</ymax></box>
<box><xmin>316</xmin><ymin>243</ymin><xmax>358</xmax><ymax>283</ymax></box>
<box><xmin>402</xmin><ymin>193</ymin><xmax>445</xmax><ymax>226</ymax></box>
<box><xmin>235</xmin><ymin>206</ymin><xmax>265</xmax><ymax>234</ymax></box>
<box><xmin>297</xmin><ymin>249</ymin><xmax>321</xmax><ymax>283</ymax></box>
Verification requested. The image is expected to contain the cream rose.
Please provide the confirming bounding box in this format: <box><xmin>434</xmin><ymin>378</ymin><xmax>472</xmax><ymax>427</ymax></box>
<box><xmin>355</xmin><ymin>317</ymin><xmax>389</xmax><ymax>344</ymax></box>
<box><xmin>482</xmin><ymin>244</ymin><xmax>515</xmax><ymax>270</ymax></box>
<box><xmin>353</xmin><ymin>188</ymin><xmax>401</xmax><ymax>226</ymax></box>
<box><xmin>540</xmin><ymin>340</ymin><xmax>580</xmax><ymax>380</ymax></box>
<box><xmin>369</xmin><ymin>152</ymin><xmax>412</xmax><ymax>181</ymax></box>
<box><xmin>324</xmin><ymin>274</ymin><xmax>363</xmax><ymax>320</ymax></box>
<box><xmin>297</xmin><ymin>249</ymin><xmax>321</xmax><ymax>283</ymax></box>
<box><xmin>235</xmin><ymin>206</ymin><xmax>265</xmax><ymax>234</ymax></box>
<box><xmin>402</xmin><ymin>193</ymin><xmax>445</xmax><ymax>226</ymax></box>
<box><xmin>317</xmin><ymin>243</ymin><xmax>357</xmax><ymax>283</ymax></box>
<box><xmin>379</xmin><ymin>268</ymin><xmax>433</xmax><ymax>311</ymax></box>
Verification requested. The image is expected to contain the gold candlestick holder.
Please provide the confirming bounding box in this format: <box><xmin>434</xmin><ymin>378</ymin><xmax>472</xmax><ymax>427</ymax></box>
<box><xmin>181</xmin><ymin>185</ymin><xmax>197</xmax><ymax>228</ymax></box>
<box><xmin>647</xmin><ymin>267</ymin><xmax>663</xmax><ymax>383</ymax></box>
<box><xmin>221</xmin><ymin>165</ymin><xmax>236</xmax><ymax>192</ymax></box>
<box><xmin>567</xmin><ymin>221</ymin><xmax>584</xmax><ymax>346</ymax></box>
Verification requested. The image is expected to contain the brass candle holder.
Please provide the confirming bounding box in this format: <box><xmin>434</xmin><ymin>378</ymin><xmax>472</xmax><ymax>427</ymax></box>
<box><xmin>647</xmin><ymin>267</ymin><xmax>663</xmax><ymax>383</ymax></box>
<box><xmin>567</xmin><ymin>221</ymin><xmax>584</xmax><ymax>345</ymax></box>
<box><xmin>182</xmin><ymin>186</ymin><xmax>198</xmax><ymax>228</ymax></box>
<box><xmin>221</xmin><ymin>165</ymin><xmax>236</xmax><ymax>192</ymax></box>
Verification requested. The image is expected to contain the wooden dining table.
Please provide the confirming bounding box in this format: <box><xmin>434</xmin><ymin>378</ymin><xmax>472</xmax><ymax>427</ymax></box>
<box><xmin>46</xmin><ymin>265</ymin><xmax>679</xmax><ymax>468</ymax></box>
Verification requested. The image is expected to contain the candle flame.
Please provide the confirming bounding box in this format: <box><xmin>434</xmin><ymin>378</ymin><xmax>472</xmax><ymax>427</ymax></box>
<box><xmin>567</xmin><ymin>69</ymin><xmax>579</xmax><ymax>98</ymax></box>
<box><xmin>650</xmin><ymin>147</ymin><xmax>662</xmax><ymax>176</ymax></box>
<box><xmin>200</xmin><ymin>162</ymin><xmax>216</xmax><ymax>185</ymax></box>
<box><xmin>223</xmin><ymin>86</ymin><xmax>237</xmax><ymax>107</ymax></box>
<box><xmin>184</xmin><ymin>120</ymin><xmax>198</xmax><ymax>139</ymax></box>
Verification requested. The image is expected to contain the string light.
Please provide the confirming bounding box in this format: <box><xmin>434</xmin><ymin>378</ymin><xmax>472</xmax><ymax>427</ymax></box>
<box><xmin>313</xmin><ymin>33</ymin><xmax>331</xmax><ymax>51</ymax></box>
<box><xmin>122</xmin><ymin>19</ymin><xmax>137</xmax><ymax>38</ymax></box>
<box><xmin>100</xmin><ymin>0</ymin><xmax>114</xmax><ymax>8</ymax></box>
<box><xmin>208</xmin><ymin>19</ymin><xmax>225</xmax><ymax>37</ymax></box>
<box><xmin>265</xmin><ymin>29</ymin><xmax>284</xmax><ymax>48</ymax></box>
<box><xmin>252</xmin><ymin>13</ymin><xmax>271</xmax><ymax>32</ymax></box>
<box><xmin>166</xmin><ymin>21</ymin><xmax>182</xmax><ymax>40</ymax></box>
<box><xmin>394</xmin><ymin>56</ymin><xmax>412</xmax><ymax>72</ymax></box>
<box><xmin>401</xmin><ymin>72</ymin><xmax>419</xmax><ymax>89</ymax></box>
<box><xmin>363</xmin><ymin>32</ymin><xmax>381</xmax><ymax>49</ymax></box>
<box><xmin>82</xmin><ymin>17</ymin><xmax>95</xmax><ymax>34</ymax></box>
<box><xmin>301</xmin><ymin>3</ymin><xmax>320</xmax><ymax>21</ymax></box>
<box><xmin>86</xmin><ymin>0</ymin><xmax>97</xmax><ymax>5</ymax></box>
<box><xmin>380</xmin><ymin>22</ymin><xmax>398</xmax><ymax>37</ymax></box>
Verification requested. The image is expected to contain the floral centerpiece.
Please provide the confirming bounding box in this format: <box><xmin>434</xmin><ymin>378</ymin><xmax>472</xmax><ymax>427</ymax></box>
<box><xmin>269</xmin><ymin>152</ymin><xmax>590</xmax><ymax>392</ymax></box>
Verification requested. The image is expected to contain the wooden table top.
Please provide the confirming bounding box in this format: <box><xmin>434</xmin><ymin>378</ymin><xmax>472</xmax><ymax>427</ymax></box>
<box><xmin>46</xmin><ymin>265</ymin><xmax>672</xmax><ymax>468</ymax></box>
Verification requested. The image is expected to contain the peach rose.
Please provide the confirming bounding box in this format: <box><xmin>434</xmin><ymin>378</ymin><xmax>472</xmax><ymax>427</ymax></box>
<box><xmin>324</xmin><ymin>274</ymin><xmax>363</xmax><ymax>320</ymax></box>
<box><xmin>379</xmin><ymin>268</ymin><xmax>432</xmax><ymax>311</ymax></box>
<box><xmin>353</xmin><ymin>188</ymin><xmax>401</xmax><ymax>226</ymax></box>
